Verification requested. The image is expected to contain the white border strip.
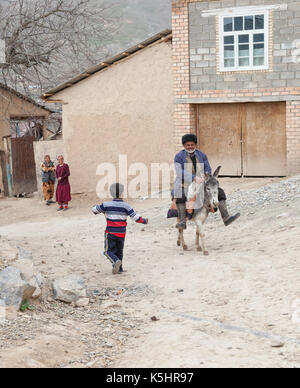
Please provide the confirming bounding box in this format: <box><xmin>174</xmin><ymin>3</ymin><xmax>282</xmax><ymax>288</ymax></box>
<box><xmin>0</xmin><ymin>39</ymin><xmax>5</xmax><ymax>64</ymax></box>
<box><xmin>0</xmin><ymin>300</ymin><xmax>6</xmax><ymax>324</ymax></box>
<box><xmin>202</xmin><ymin>4</ymin><xmax>288</xmax><ymax>17</ymax></box>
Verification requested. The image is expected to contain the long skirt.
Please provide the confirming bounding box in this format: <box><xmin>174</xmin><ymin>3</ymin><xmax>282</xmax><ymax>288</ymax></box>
<box><xmin>56</xmin><ymin>183</ymin><xmax>71</xmax><ymax>204</ymax></box>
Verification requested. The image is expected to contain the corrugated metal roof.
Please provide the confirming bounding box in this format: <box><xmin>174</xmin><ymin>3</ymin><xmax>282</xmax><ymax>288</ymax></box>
<box><xmin>42</xmin><ymin>29</ymin><xmax>172</xmax><ymax>101</ymax></box>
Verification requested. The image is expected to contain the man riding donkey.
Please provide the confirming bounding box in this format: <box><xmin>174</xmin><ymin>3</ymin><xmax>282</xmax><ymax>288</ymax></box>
<box><xmin>171</xmin><ymin>134</ymin><xmax>240</xmax><ymax>230</ymax></box>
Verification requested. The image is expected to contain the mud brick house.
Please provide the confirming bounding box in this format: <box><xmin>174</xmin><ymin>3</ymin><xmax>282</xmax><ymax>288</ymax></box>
<box><xmin>42</xmin><ymin>30</ymin><xmax>174</xmax><ymax>194</ymax></box>
<box><xmin>173</xmin><ymin>0</ymin><xmax>300</xmax><ymax>176</ymax></box>
<box><xmin>0</xmin><ymin>84</ymin><xmax>51</xmax><ymax>196</ymax></box>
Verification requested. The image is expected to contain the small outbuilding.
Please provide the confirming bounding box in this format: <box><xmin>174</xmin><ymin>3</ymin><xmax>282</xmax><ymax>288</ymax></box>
<box><xmin>0</xmin><ymin>83</ymin><xmax>51</xmax><ymax>196</ymax></box>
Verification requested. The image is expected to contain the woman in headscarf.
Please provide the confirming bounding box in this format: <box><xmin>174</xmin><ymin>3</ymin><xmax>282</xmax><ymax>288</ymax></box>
<box><xmin>56</xmin><ymin>155</ymin><xmax>71</xmax><ymax>211</ymax></box>
<box><xmin>41</xmin><ymin>155</ymin><xmax>56</xmax><ymax>206</ymax></box>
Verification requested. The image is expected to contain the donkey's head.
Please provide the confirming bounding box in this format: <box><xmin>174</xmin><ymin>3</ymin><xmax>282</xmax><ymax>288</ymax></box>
<box><xmin>204</xmin><ymin>166</ymin><xmax>221</xmax><ymax>209</ymax></box>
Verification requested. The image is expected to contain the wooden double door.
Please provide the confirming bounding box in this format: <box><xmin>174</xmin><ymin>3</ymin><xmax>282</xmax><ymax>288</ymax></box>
<box><xmin>197</xmin><ymin>102</ymin><xmax>287</xmax><ymax>176</ymax></box>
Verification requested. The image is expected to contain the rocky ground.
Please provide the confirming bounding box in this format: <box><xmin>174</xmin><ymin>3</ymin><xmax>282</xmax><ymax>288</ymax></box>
<box><xmin>0</xmin><ymin>176</ymin><xmax>300</xmax><ymax>368</ymax></box>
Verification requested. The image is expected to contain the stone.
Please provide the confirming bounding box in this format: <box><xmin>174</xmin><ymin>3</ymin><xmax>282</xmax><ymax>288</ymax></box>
<box><xmin>13</xmin><ymin>259</ymin><xmax>34</xmax><ymax>282</ymax></box>
<box><xmin>30</xmin><ymin>285</ymin><xmax>41</xmax><ymax>299</ymax></box>
<box><xmin>13</xmin><ymin>259</ymin><xmax>43</xmax><ymax>300</ymax></box>
<box><xmin>18</xmin><ymin>247</ymin><xmax>33</xmax><ymax>261</ymax></box>
<box><xmin>30</xmin><ymin>278</ymin><xmax>42</xmax><ymax>299</ymax></box>
<box><xmin>35</xmin><ymin>272</ymin><xmax>46</xmax><ymax>288</ymax></box>
<box><xmin>277</xmin><ymin>213</ymin><xmax>289</xmax><ymax>219</ymax></box>
<box><xmin>271</xmin><ymin>341</ymin><xmax>284</xmax><ymax>348</ymax></box>
<box><xmin>0</xmin><ymin>266</ymin><xmax>36</xmax><ymax>310</ymax></box>
<box><xmin>53</xmin><ymin>275</ymin><xmax>87</xmax><ymax>303</ymax></box>
<box><xmin>0</xmin><ymin>242</ymin><xmax>18</xmax><ymax>269</ymax></box>
<box><xmin>101</xmin><ymin>302</ymin><xmax>122</xmax><ymax>309</ymax></box>
<box><xmin>75</xmin><ymin>298</ymin><xmax>90</xmax><ymax>307</ymax></box>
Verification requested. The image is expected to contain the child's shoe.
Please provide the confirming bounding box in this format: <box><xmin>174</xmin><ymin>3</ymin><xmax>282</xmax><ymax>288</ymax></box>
<box><xmin>112</xmin><ymin>260</ymin><xmax>122</xmax><ymax>275</ymax></box>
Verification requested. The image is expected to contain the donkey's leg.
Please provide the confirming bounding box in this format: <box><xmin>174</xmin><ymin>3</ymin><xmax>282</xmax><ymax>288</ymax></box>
<box><xmin>199</xmin><ymin>223</ymin><xmax>208</xmax><ymax>256</ymax></box>
<box><xmin>195</xmin><ymin>212</ymin><xmax>209</xmax><ymax>256</ymax></box>
<box><xmin>177</xmin><ymin>224</ymin><xmax>181</xmax><ymax>247</ymax></box>
<box><xmin>179</xmin><ymin>229</ymin><xmax>188</xmax><ymax>250</ymax></box>
<box><xmin>177</xmin><ymin>217</ymin><xmax>188</xmax><ymax>250</ymax></box>
<box><xmin>195</xmin><ymin>225</ymin><xmax>202</xmax><ymax>252</ymax></box>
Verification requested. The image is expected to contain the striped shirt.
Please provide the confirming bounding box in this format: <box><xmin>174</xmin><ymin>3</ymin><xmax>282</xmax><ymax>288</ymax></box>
<box><xmin>92</xmin><ymin>199</ymin><xmax>147</xmax><ymax>238</ymax></box>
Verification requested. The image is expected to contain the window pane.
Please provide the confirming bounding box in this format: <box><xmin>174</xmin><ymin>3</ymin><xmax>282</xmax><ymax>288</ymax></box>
<box><xmin>224</xmin><ymin>45</ymin><xmax>235</xmax><ymax>58</ymax></box>
<box><xmin>234</xmin><ymin>17</ymin><xmax>243</xmax><ymax>31</ymax></box>
<box><xmin>239</xmin><ymin>35</ymin><xmax>249</xmax><ymax>43</ymax></box>
<box><xmin>255</xmin><ymin>15</ymin><xmax>264</xmax><ymax>29</ymax></box>
<box><xmin>254</xmin><ymin>57</ymin><xmax>265</xmax><ymax>66</ymax></box>
<box><xmin>224</xmin><ymin>36</ymin><xmax>234</xmax><ymax>44</ymax></box>
<box><xmin>224</xmin><ymin>58</ymin><xmax>235</xmax><ymax>68</ymax></box>
<box><xmin>254</xmin><ymin>33</ymin><xmax>264</xmax><ymax>42</ymax></box>
<box><xmin>239</xmin><ymin>44</ymin><xmax>249</xmax><ymax>57</ymax></box>
<box><xmin>224</xmin><ymin>17</ymin><xmax>233</xmax><ymax>32</ymax></box>
<box><xmin>245</xmin><ymin>16</ymin><xmax>253</xmax><ymax>30</ymax></box>
<box><xmin>239</xmin><ymin>58</ymin><xmax>250</xmax><ymax>67</ymax></box>
<box><xmin>254</xmin><ymin>43</ymin><xmax>264</xmax><ymax>56</ymax></box>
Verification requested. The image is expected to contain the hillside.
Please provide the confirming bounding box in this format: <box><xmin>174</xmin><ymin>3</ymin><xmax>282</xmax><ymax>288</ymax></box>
<box><xmin>104</xmin><ymin>0</ymin><xmax>172</xmax><ymax>54</ymax></box>
<box><xmin>0</xmin><ymin>0</ymin><xmax>172</xmax><ymax>94</ymax></box>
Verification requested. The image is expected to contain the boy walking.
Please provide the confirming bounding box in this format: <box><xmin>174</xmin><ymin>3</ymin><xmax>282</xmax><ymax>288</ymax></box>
<box><xmin>92</xmin><ymin>183</ymin><xmax>148</xmax><ymax>274</ymax></box>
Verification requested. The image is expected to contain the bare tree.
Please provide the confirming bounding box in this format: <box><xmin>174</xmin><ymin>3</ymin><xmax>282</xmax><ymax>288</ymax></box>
<box><xmin>0</xmin><ymin>0</ymin><xmax>119</xmax><ymax>99</ymax></box>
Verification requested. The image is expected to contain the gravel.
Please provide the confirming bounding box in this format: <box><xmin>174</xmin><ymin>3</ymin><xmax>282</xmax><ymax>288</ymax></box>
<box><xmin>228</xmin><ymin>177</ymin><xmax>300</xmax><ymax>213</ymax></box>
<box><xmin>0</xmin><ymin>283</ymin><xmax>151</xmax><ymax>368</ymax></box>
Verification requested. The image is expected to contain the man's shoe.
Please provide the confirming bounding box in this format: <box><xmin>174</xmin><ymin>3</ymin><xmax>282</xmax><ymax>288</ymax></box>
<box><xmin>224</xmin><ymin>213</ymin><xmax>240</xmax><ymax>226</ymax></box>
<box><xmin>112</xmin><ymin>260</ymin><xmax>122</xmax><ymax>275</ymax></box>
<box><xmin>219</xmin><ymin>200</ymin><xmax>240</xmax><ymax>226</ymax></box>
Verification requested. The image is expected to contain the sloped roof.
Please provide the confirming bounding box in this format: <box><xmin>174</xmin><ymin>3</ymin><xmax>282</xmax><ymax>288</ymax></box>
<box><xmin>0</xmin><ymin>82</ymin><xmax>52</xmax><ymax>113</ymax></box>
<box><xmin>42</xmin><ymin>29</ymin><xmax>172</xmax><ymax>101</ymax></box>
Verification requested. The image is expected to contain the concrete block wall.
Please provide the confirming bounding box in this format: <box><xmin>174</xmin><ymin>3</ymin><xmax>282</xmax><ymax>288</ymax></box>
<box><xmin>189</xmin><ymin>0</ymin><xmax>300</xmax><ymax>90</ymax></box>
<box><xmin>172</xmin><ymin>0</ymin><xmax>300</xmax><ymax>174</ymax></box>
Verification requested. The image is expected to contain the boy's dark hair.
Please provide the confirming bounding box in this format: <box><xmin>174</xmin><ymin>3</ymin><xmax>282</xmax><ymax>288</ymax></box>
<box><xmin>110</xmin><ymin>183</ymin><xmax>124</xmax><ymax>199</ymax></box>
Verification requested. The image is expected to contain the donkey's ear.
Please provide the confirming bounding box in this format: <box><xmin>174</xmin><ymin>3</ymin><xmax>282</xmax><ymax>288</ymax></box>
<box><xmin>213</xmin><ymin>166</ymin><xmax>221</xmax><ymax>178</ymax></box>
<box><xmin>204</xmin><ymin>172</ymin><xmax>210</xmax><ymax>182</ymax></box>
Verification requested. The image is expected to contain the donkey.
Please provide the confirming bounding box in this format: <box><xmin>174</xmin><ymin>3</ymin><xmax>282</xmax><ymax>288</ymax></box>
<box><xmin>177</xmin><ymin>166</ymin><xmax>221</xmax><ymax>255</ymax></box>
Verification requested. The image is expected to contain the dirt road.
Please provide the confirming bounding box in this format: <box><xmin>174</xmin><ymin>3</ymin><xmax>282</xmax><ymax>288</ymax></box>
<box><xmin>0</xmin><ymin>177</ymin><xmax>300</xmax><ymax>368</ymax></box>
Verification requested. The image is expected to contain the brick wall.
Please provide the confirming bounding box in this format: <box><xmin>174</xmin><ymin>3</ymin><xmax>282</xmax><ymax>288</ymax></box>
<box><xmin>173</xmin><ymin>0</ymin><xmax>194</xmax><ymax>149</ymax></box>
<box><xmin>287</xmin><ymin>101</ymin><xmax>300</xmax><ymax>174</ymax></box>
<box><xmin>172</xmin><ymin>0</ymin><xmax>300</xmax><ymax>174</ymax></box>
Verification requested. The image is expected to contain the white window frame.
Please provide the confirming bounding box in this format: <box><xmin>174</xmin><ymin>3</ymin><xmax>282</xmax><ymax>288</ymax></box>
<box><xmin>219</xmin><ymin>10</ymin><xmax>269</xmax><ymax>72</ymax></box>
